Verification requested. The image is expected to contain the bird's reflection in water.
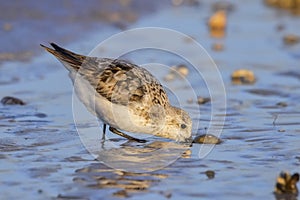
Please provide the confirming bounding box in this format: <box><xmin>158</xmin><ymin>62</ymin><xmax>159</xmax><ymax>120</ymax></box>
<box><xmin>97</xmin><ymin>140</ymin><xmax>191</xmax><ymax>172</ymax></box>
<box><xmin>72</xmin><ymin>140</ymin><xmax>190</xmax><ymax>198</ymax></box>
<box><xmin>74</xmin><ymin>163</ymin><xmax>170</xmax><ymax>198</ymax></box>
<box><xmin>77</xmin><ymin>125</ymin><xmax>191</xmax><ymax>172</ymax></box>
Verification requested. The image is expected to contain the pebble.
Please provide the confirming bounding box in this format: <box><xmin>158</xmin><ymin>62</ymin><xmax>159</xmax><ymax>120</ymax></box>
<box><xmin>193</xmin><ymin>134</ymin><xmax>222</xmax><ymax>144</ymax></box>
<box><xmin>231</xmin><ymin>69</ymin><xmax>256</xmax><ymax>84</ymax></box>
<box><xmin>197</xmin><ymin>97</ymin><xmax>211</xmax><ymax>105</ymax></box>
<box><xmin>35</xmin><ymin>113</ymin><xmax>47</xmax><ymax>118</ymax></box>
<box><xmin>283</xmin><ymin>34</ymin><xmax>300</xmax><ymax>45</ymax></box>
<box><xmin>212</xmin><ymin>43</ymin><xmax>224</xmax><ymax>51</ymax></box>
<box><xmin>209</xmin><ymin>10</ymin><xmax>227</xmax><ymax>30</ymax></box>
<box><xmin>164</xmin><ymin>64</ymin><xmax>189</xmax><ymax>81</ymax></box>
<box><xmin>174</xmin><ymin>64</ymin><xmax>189</xmax><ymax>77</ymax></box>
<box><xmin>278</xmin><ymin>129</ymin><xmax>286</xmax><ymax>132</ymax></box>
<box><xmin>205</xmin><ymin>170</ymin><xmax>215</xmax><ymax>179</ymax></box>
<box><xmin>208</xmin><ymin>10</ymin><xmax>226</xmax><ymax>38</ymax></box>
<box><xmin>276</xmin><ymin>102</ymin><xmax>288</xmax><ymax>107</ymax></box>
<box><xmin>1</xmin><ymin>96</ymin><xmax>26</xmax><ymax>105</ymax></box>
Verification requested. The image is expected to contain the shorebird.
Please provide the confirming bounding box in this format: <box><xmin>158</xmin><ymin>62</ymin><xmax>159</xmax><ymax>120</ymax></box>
<box><xmin>41</xmin><ymin>43</ymin><xmax>192</xmax><ymax>143</ymax></box>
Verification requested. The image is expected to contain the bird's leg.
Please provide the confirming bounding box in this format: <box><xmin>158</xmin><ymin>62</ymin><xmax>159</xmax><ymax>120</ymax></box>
<box><xmin>109</xmin><ymin>127</ymin><xmax>147</xmax><ymax>143</ymax></box>
<box><xmin>102</xmin><ymin>124</ymin><xmax>107</xmax><ymax>140</ymax></box>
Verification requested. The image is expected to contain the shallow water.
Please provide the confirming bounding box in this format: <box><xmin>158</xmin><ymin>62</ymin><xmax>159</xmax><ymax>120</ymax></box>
<box><xmin>1</xmin><ymin>0</ymin><xmax>300</xmax><ymax>199</ymax></box>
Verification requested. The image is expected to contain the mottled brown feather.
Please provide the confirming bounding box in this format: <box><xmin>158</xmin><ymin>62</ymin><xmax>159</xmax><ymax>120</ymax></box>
<box><xmin>41</xmin><ymin>43</ymin><xmax>169</xmax><ymax>107</ymax></box>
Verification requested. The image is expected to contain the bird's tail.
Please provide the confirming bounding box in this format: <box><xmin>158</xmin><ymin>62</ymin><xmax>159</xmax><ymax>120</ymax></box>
<box><xmin>40</xmin><ymin>43</ymin><xmax>85</xmax><ymax>71</ymax></box>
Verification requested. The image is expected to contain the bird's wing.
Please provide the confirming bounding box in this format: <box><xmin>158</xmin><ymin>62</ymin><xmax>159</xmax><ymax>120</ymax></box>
<box><xmin>41</xmin><ymin>43</ymin><xmax>169</xmax><ymax>107</ymax></box>
<box><xmin>93</xmin><ymin>59</ymin><xmax>169</xmax><ymax>107</ymax></box>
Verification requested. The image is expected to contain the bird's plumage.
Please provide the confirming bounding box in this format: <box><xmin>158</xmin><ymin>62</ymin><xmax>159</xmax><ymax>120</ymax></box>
<box><xmin>41</xmin><ymin>43</ymin><xmax>192</xmax><ymax>142</ymax></box>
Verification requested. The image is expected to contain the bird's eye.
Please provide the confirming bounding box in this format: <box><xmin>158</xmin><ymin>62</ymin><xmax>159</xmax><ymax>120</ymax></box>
<box><xmin>181</xmin><ymin>124</ymin><xmax>187</xmax><ymax>129</ymax></box>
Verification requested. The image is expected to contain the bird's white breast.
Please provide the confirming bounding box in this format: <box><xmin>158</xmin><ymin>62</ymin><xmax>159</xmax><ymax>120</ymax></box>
<box><xmin>70</xmin><ymin>72</ymin><xmax>155</xmax><ymax>134</ymax></box>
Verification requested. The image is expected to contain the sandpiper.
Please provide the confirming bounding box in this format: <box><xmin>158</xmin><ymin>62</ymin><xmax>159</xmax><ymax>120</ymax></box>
<box><xmin>41</xmin><ymin>43</ymin><xmax>192</xmax><ymax>143</ymax></box>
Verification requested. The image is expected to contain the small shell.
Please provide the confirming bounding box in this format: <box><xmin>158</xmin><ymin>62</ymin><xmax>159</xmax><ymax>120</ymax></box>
<box><xmin>205</xmin><ymin>170</ymin><xmax>215</xmax><ymax>179</ymax></box>
<box><xmin>231</xmin><ymin>69</ymin><xmax>256</xmax><ymax>84</ymax></box>
<box><xmin>208</xmin><ymin>10</ymin><xmax>227</xmax><ymax>30</ymax></box>
<box><xmin>274</xmin><ymin>171</ymin><xmax>299</xmax><ymax>195</ymax></box>
<box><xmin>193</xmin><ymin>134</ymin><xmax>222</xmax><ymax>144</ymax></box>
<box><xmin>283</xmin><ymin>34</ymin><xmax>300</xmax><ymax>45</ymax></box>
<box><xmin>276</xmin><ymin>102</ymin><xmax>288</xmax><ymax>107</ymax></box>
<box><xmin>1</xmin><ymin>96</ymin><xmax>26</xmax><ymax>105</ymax></box>
<box><xmin>164</xmin><ymin>64</ymin><xmax>189</xmax><ymax>81</ymax></box>
<box><xmin>176</xmin><ymin>64</ymin><xmax>189</xmax><ymax>77</ymax></box>
<box><xmin>208</xmin><ymin>10</ymin><xmax>226</xmax><ymax>38</ymax></box>
<box><xmin>197</xmin><ymin>97</ymin><xmax>210</xmax><ymax>105</ymax></box>
<box><xmin>170</xmin><ymin>64</ymin><xmax>189</xmax><ymax>77</ymax></box>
